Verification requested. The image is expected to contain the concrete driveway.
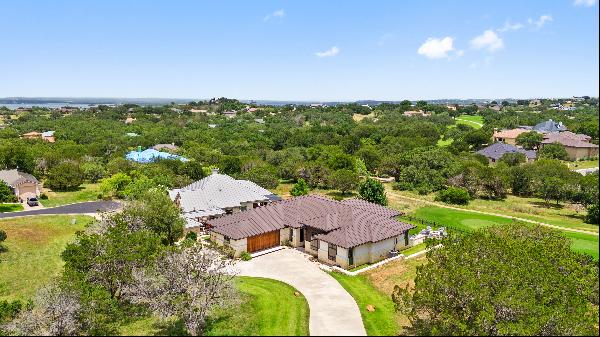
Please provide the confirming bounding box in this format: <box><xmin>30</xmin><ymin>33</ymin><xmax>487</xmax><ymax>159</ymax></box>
<box><xmin>0</xmin><ymin>201</ymin><xmax>121</xmax><ymax>219</ymax></box>
<box><xmin>235</xmin><ymin>248</ymin><xmax>367</xmax><ymax>336</ymax></box>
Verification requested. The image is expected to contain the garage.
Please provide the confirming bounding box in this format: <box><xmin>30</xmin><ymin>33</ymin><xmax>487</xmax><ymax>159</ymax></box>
<box><xmin>17</xmin><ymin>183</ymin><xmax>38</xmax><ymax>198</ymax></box>
<box><xmin>247</xmin><ymin>230</ymin><xmax>280</xmax><ymax>253</ymax></box>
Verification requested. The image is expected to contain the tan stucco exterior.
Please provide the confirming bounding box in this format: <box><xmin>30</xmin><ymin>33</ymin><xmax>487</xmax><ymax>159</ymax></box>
<box><xmin>564</xmin><ymin>146</ymin><xmax>599</xmax><ymax>161</ymax></box>
<box><xmin>15</xmin><ymin>182</ymin><xmax>39</xmax><ymax>199</ymax></box>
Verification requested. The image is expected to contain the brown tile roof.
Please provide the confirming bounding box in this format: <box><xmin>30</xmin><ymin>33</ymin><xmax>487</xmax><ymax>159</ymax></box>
<box><xmin>209</xmin><ymin>195</ymin><xmax>414</xmax><ymax>248</ymax></box>
<box><xmin>542</xmin><ymin>131</ymin><xmax>598</xmax><ymax>148</ymax></box>
<box><xmin>493</xmin><ymin>128</ymin><xmax>530</xmax><ymax>139</ymax></box>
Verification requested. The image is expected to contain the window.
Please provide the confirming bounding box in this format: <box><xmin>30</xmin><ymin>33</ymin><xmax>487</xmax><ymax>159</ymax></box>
<box><xmin>348</xmin><ymin>248</ymin><xmax>353</xmax><ymax>265</ymax></box>
<box><xmin>240</xmin><ymin>206</ymin><xmax>247</xmax><ymax>211</ymax></box>
<box><xmin>224</xmin><ymin>236</ymin><xmax>230</xmax><ymax>244</ymax></box>
<box><xmin>328</xmin><ymin>244</ymin><xmax>337</xmax><ymax>261</ymax></box>
<box><xmin>311</xmin><ymin>239</ymin><xmax>318</xmax><ymax>251</ymax></box>
<box><xmin>225</xmin><ymin>209</ymin><xmax>233</xmax><ymax>215</ymax></box>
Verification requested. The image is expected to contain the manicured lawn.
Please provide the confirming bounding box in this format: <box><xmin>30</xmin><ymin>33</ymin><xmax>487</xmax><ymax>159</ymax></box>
<box><xmin>565</xmin><ymin>159</ymin><xmax>599</xmax><ymax>170</ymax></box>
<box><xmin>0</xmin><ymin>215</ymin><xmax>94</xmax><ymax>301</ymax></box>
<box><xmin>41</xmin><ymin>183</ymin><xmax>102</xmax><ymax>207</ymax></box>
<box><xmin>411</xmin><ymin>206</ymin><xmax>599</xmax><ymax>259</ymax></box>
<box><xmin>400</xmin><ymin>243</ymin><xmax>427</xmax><ymax>256</ymax></box>
<box><xmin>119</xmin><ymin>277</ymin><xmax>309</xmax><ymax>336</ymax></box>
<box><xmin>330</xmin><ymin>273</ymin><xmax>400</xmax><ymax>336</ymax></box>
<box><xmin>455</xmin><ymin>114</ymin><xmax>484</xmax><ymax>129</ymax></box>
<box><xmin>0</xmin><ymin>203</ymin><xmax>23</xmax><ymax>213</ymax></box>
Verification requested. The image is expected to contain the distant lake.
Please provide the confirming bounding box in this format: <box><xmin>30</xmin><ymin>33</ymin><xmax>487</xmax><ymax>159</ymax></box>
<box><xmin>0</xmin><ymin>103</ymin><xmax>95</xmax><ymax>110</ymax></box>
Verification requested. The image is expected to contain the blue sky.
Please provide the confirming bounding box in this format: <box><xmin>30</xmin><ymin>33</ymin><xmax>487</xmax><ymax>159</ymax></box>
<box><xmin>1</xmin><ymin>0</ymin><xmax>598</xmax><ymax>100</ymax></box>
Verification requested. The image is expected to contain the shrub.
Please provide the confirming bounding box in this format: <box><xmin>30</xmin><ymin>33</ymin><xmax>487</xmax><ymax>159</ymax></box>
<box><xmin>435</xmin><ymin>187</ymin><xmax>470</xmax><ymax>205</ymax></box>
<box><xmin>39</xmin><ymin>193</ymin><xmax>48</xmax><ymax>200</ymax></box>
<box><xmin>45</xmin><ymin>161</ymin><xmax>84</xmax><ymax>191</ymax></box>
<box><xmin>0</xmin><ymin>181</ymin><xmax>17</xmax><ymax>203</ymax></box>
<box><xmin>290</xmin><ymin>178</ymin><xmax>309</xmax><ymax>196</ymax></box>
<box><xmin>585</xmin><ymin>203</ymin><xmax>598</xmax><ymax>224</ymax></box>
<box><xmin>358</xmin><ymin>177</ymin><xmax>388</xmax><ymax>206</ymax></box>
<box><xmin>240</xmin><ymin>251</ymin><xmax>252</xmax><ymax>261</ymax></box>
<box><xmin>185</xmin><ymin>231</ymin><xmax>198</xmax><ymax>242</ymax></box>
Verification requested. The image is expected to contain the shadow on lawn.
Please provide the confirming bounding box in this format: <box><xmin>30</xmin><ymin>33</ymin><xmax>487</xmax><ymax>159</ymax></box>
<box><xmin>530</xmin><ymin>201</ymin><xmax>565</xmax><ymax>210</ymax></box>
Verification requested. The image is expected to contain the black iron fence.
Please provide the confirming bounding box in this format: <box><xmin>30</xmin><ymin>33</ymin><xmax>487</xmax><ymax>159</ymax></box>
<box><xmin>402</xmin><ymin>215</ymin><xmax>469</xmax><ymax>234</ymax></box>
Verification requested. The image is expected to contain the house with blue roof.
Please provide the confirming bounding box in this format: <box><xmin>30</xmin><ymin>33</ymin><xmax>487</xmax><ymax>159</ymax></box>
<box><xmin>126</xmin><ymin>147</ymin><xmax>188</xmax><ymax>163</ymax></box>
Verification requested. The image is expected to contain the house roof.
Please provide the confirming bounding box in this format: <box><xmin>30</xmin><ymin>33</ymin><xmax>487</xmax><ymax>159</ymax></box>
<box><xmin>22</xmin><ymin>131</ymin><xmax>41</xmax><ymax>136</ymax></box>
<box><xmin>542</xmin><ymin>132</ymin><xmax>599</xmax><ymax>148</ymax></box>
<box><xmin>152</xmin><ymin>143</ymin><xmax>179</xmax><ymax>151</ymax></box>
<box><xmin>41</xmin><ymin>131</ymin><xmax>55</xmax><ymax>137</ymax></box>
<box><xmin>493</xmin><ymin>128</ymin><xmax>529</xmax><ymax>139</ymax></box>
<box><xmin>533</xmin><ymin>119</ymin><xmax>568</xmax><ymax>133</ymax></box>
<box><xmin>209</xmin><ymin>195</ymin><xmax>414</xmax><ymax>248</ymax></box>
<box><xmin>476</xmin><ymin>142</ymin><xmax>537</xmax><ymax>161</ymax></box>
<box><xmin>125</xmin><ymin>148</ymin><xmax>188</xmax><ymax>163</ymax></box>
<box><xmin>169</xmin><ymin>170</ymin><xmax>277</xmax><ymax>216</ymax></box>
<box><xmin>0</xmin><ymin>169</ymin><xmax>39</xmax><ymax>187</ymax></box>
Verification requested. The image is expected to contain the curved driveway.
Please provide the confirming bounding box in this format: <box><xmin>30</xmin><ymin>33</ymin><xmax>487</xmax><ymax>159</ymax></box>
<box><xmin>0</xmin><ymin>201</ymin><xmax>121</xmax><ymax>219</ymax></box>
<box><xmin>236</xmin><ymin>248</ymin><xmax>367</xmax><ymax>336</ymax></box>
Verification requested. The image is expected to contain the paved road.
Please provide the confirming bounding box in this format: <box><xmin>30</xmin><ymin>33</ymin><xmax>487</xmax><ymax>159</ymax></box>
<box><xmin>236</xmin><ymin>249</ymin><xmax>367</xmax><ymax>336</ymax></box>
<box><xmin>0</xmin><ymin>201</ymin><xmax>121</xmax><ymax>219</ymax></box>
<box><xmin>574</xmin><ymin>167</ymin><xmax>599</xmax><ymax>176</ymax></box>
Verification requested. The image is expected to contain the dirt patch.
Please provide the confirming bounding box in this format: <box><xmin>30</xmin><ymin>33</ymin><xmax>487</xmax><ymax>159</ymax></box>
<box><xmin>364</xmin><ymin>255</ymin><xmax>427</xmax><ymax>295</ymax></box>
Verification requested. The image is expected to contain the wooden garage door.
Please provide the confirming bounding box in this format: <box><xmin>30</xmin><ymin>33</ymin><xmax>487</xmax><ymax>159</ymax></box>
<box><xmin>247</xmin><ymin>231</ymin><xmax>280</xmax><ymax>253</ymax></box>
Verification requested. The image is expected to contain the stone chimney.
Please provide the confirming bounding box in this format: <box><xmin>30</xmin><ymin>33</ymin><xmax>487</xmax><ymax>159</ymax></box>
<box><xmin>211</xmin><ymin>168</ymin><xmax>219</xmax><ymax>175</ymax></box>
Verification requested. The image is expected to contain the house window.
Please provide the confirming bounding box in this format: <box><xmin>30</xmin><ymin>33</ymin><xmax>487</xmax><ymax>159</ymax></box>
<box><xmin>240</xmin><ymin>206</ymin><xmax>247</xmax><ymax>211</ymax></box>
<box><xmin>328</xmin><ymin>244</ymin><xmax>337</xmax><ymax>261</ymax></box>
<box><xmin>348</xmin><ymin>248</ymin><xmax>353</xmax><ymax>265</ymax></box>
<box><xmin>224</xmin><ymin>236</ymin><xmax>230</xmax><ymax>244</ymax></box>
<box><xmin>225</xmin><ymin>209</ymin><xmax>233</xmax><ymax>215</ymax></box>
<box><xmin>311</xmin><ymin>239</ymin><xmax>318</xmax><ymax>251</ymax></box>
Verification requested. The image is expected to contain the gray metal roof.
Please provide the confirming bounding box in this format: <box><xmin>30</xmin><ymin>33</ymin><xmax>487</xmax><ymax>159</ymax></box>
<box><xmin>533</xmin><ymin>119</ymin><xmax>568</xmax><ymax>133</ymax></box>
<box><xmin>0</xmin><ymin>169</ymin><xmax>39</xmax><ymax>188</ymax></box>
<box><xmin>170</xmin><ymin>171</ymin><xmax>276</xmax><ymax>217</ymax></box>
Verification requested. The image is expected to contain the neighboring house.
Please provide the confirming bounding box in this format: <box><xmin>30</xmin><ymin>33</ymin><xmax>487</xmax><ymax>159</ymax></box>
<box><xmin>533</xmin><ymin>119</ymin><xmax>568</xmax><ymax>133</ymax></box>
<box><xmin>529</xmin><ymin>99</ymin><xmax>542</xmax><ymax>107</ymax></box>
<box><xmin>126</xmin><ymin>147</ymin><xmax>188</xmax><ymax>163</ymax></box>
<box><xmin>169</xmin><ymin>169</ymin><xmax>281</xmax><ymax>230</ymax></box>
<box><xmin>21</xmin><ymin>131</ymin><xmax>55</xmax><ymax>143</ymax></box>
<box><xmin>208</xmin><ymin>124</ymin><xmax>217</xmax><ymax>128</ymax></box>
<box><xmin>208</xmin><ymin>195</ymin><xmax>414</xmax><ymax>269</ymax></box>
<box><xmin>152</xmin><ymin>143</ymin><xmax>179</xmax><ymax>152</ymax></box>
<box><xmin>489</xmin><ymin>105</ymin><xmax>501</xmax><ymax>112</ymax></box>
<box><xmin>446</xmin><ymin>105</ymin><xmax>458</xmax><ymax>111</ymax></box>
<box><xmin>125</xmin><ymin>132</ymin><xmax>139</xmax><ymax>137</ymax></box>
<box><xmin>15</xmin><ymin>107</ymin><xmax>32</xmax><ymax>113</ymax></box>
<box><xmin>60</xmin><ymin>106</ymin><xmax>78</xmax><ymax>113</ymax></box>
<box><xmin>254</xmin><ymin>118</ymin><xmax>265</xmax><ymax>124</ymax></box>
<box><xmin>541</xmin><ymin>132</ymin><xmax>599</xmax><ymax>161</ymax></box>
<box><xmin>223</xmin><ymin>111</ymin><xmax>237</xmax><ymax>118</ymax></box>
<box><xmin>476</xmin><ymin>142</ymin><xmax>537</xmax><ymax>163</ymax></box>
<box><xmin>190</xmin><ymin>108</ymin><xmax>208</xmax><ymax>113</ymax></box>
<box><xmin>492</xmin><ymin>128</ymin><xmax>530</xmax><ymax>145</ymax></box>
<box><xmin>403</xmin><ymin>110</ymin><xmax>430</xmax><ymax>117</ymax></box>
<box><xmin>0</xmin><ymin>169</ymin><xmax>41</xmax><ymax>200</ymax></box>
<box><xmin>124</xmin><ymin>117</ymin><xmax>136</xmax><ymax>124</ymax></box>
<box><xmin>41</xmin><ymin>131</ymin><xmax>55</xmax><ymax>143</ymax></box>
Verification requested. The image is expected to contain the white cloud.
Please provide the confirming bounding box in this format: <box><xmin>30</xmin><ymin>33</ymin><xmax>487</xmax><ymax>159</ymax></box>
<box><xmin>528</xmin><ymin>15</ymin><xmax>553</xmax><ymax>29</ymax></box>
<box><xmin>315</xmin><ymin>46</ymin><xmax>340</xmax><ymax>58</ymax></box>
<box><xmin>470</xmin><ymin>30</ymin><xmax>504</xmax><ymax>52</ymax></box>
<box><xmin>456</xmin><ymin>50</ymin><xmax>465</xmax><ymax>57</ymax></box>
<box><xmin>498</xmin><ymin>21</ymin><xmax>524</xmax><ymax>32</ymax></box>
<box><xmin>263</xmin><ymin>9</ymin><xmax>285</xmax><ymax>21</ymax></box>
<box><xmin>574</xmin><ymin>0</ymin><xmax>597</xmax><ymax>7</ymax></box>
<box><xmin>417</xmin><ymin>37</ymin><xmax>455</xmax><ymax>59</ymax></box>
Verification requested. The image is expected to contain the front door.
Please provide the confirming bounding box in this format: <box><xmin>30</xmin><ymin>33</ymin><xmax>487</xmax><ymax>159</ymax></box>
<box><xmin>300</xmin><ymin>228</ymin><xmax>305</xmax><ymax>243</ymax></box>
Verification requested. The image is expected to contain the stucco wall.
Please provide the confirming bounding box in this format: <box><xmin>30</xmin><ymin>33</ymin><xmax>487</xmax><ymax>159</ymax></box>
<box><xmin>280</xmin><ymin>228</ymin><xmax>291</xmax><ymax>244</ymax></box>
<box><xmin>565</xmin><ymin>146</ymin><xmax>599</xmax><ymax>161</ymax></box>
<box><xmin>229</xmin><ymin>238</ymin><xmax>247</xmax><ymax>257</ymax></box>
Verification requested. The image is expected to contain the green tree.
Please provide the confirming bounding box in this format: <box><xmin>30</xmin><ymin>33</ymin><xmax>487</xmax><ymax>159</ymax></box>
<box><xmin>435</xmin><ymin>187</ymin><xmax>470</xmax><ymax>205</ymax></box>
<box><xmin>516</xmin><ymin>131</ymin><xmax>543</xmax><ymax>150</ymax></box>
<box><xmin>239</xmin><ymin>164</ymin><xmax>279</xmax><ymax>189</ymax></box>
<box><xmin>539</xmin><ymin>143</ymin><xmax>569</xmax><ymax>160</ymax></box>
<box><xmin>498</xmin><ymin>152</ymin><xmax>526</xmax><ymax>166</ymax></box>
<box><xmin>0</xmin><ymin>181</ymin><xmax>17</xmax><ymax>202</ymax></box>
<box><xmin>393</xmin><ymin>224</ymin><xmax>599</xmax><ymax>336</ymax></box>
<box><xmin>45</xmin><ymin>161</ymin><xmax>84</xmax><ymax>191</ymax></box>
<box><xmin>329</xmin><ymin>169</ymin><xmax>359</xmax><ymax>195</ymax></box>
<box><xmin>358</xmin><ymin>178</ymin><xmax>388</xmax><ymax>206</ymax></box>
<box><xmin>290</xmin><ymin>178</ymin><xmax>309</xmax><ymax>197</ymax></box>
<box><xmin>81</xmin><ymin>162</ymin><xmax>106</xmax><ymax>183</ymax></box>
<box><xmin>100</xmin><ymin>173</ymin><xmax>132</xmax><ymax>199</ymax></box>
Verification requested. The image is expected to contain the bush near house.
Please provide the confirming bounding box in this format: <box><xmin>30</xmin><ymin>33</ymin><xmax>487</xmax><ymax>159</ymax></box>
<box><xmin>435</xmin><ymin>187</ymin><xmax>470</xmax><ymax>205</ymax></box>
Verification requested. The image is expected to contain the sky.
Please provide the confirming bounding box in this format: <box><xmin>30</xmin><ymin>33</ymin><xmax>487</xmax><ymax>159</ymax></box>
<box><xmin>1</xmin><ymin>0</ymin><xmax>598</xmax><ymax>101</ymax></box>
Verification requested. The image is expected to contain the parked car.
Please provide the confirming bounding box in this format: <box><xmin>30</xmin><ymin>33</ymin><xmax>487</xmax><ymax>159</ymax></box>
<box><xmin>26</xmin><ymin>197</ymin><xmax>39</xmax><ymax>207</ymax></box>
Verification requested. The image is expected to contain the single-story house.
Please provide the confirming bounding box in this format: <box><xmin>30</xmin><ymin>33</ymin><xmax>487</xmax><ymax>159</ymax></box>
<box><xmin>0</xmin><ymin>169</ymin><xmax>41</xmax><ymax>200</ymax></box>
<box><xmin>541</xmin><ymin>132</ymin><xmax>599</xmax><ymax>161</ymax></box>
<box><xmin>124</xmin><ymin>117</ymin><xmax>136</xmax><ymax>124</ymax></box>
<box><xmin>403</xmin><ymin>110</ymin><xmax>430</xmax><ymax>117</ymax></box>
<box><xmin>223</xmin><ymin>111</ymin><xmax>237</xmax><ymax>118</ymax></box>
<box><xmin>21</xmin><ymin>131</ymin><xmax>42</xmax><ymax>140</ymax></box>
<box><xmin>152</xmin><ymin>143</ymin><xmax>179</xmax><ymax>152</ymax></box>
<box><xmin>41</xmin><ymin>131</ymin><xmax>55</xmax><ymax>143</ymax></box>
<box><xmin>529</xmin><ymin>99</ymin><xmax>542</xmax><ymax>107</ymax></box>
<box><xmin>208</xmin><ymin>195</ymin><xmax>415</xmax><ymax>269</ymax></box>
<box><xmin>21</xmin><ymin>131</ymin><xmax>55</xmax><ymax>143</ymax></box>
<box><xmin>492</xmin><ymin>128</ymin><xmax>530</xmax><ymax>145</ymax></box>
<box><xmin>476</xmin><ymin>142</ymin><xmax>537</xmax><ymax>163</ymax></box>
<box><xmin>169</xmin><ymin>169</ymin><xmax>281</xmax><ymax>230</ymax></box>
<box><xmin>126</xmin><ymin>147</ymin><xmax>188</xmax><ymax>163</ymax></box>
<box><xmin>533</xmin><ymin>119</ymin><xmax>568</xmax><ymax>133</ymax></box>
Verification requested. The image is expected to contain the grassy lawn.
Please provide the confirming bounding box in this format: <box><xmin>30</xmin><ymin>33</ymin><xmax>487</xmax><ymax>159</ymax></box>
<box><xmin>455</xmin><ymin>114</ymin><xmax>484</xmax><ymax>129</ymax></box>
<box><xmin>411</xmin><ymin>206</ymin><xmax>599</xmax><ymax>259</ymax></box>
<box><xmin>119</xmin><ymin>277</ymin><xmax>309</xmax><ymax>336</ymax></box>
<box><xmin>565</xmin><ymin>159</ymin><xmax>599</xmax><ymax>170</ymax></box>
<box><xmin>0</xmin><ymin>203</ymin><xmax>24</xmax><ymax>213</ymax></box>
<box><xmin>41</xmin><ymin>183</ymin><xmax>102</xmax><ymax>207</ymax></box>
<box><xmin>330</xmin><ymin>255</ymin><xmax>427</xmax><ymax>336</ymax></box>
<box><xmin>400</xmin><ymin>243</ymin><xmax>427</xmax><ymax>256</ymax></box>
<box><xmin>0</xmin><ymin>215</ymin><xmax>94</xmax><ymax>301</ymax></box>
